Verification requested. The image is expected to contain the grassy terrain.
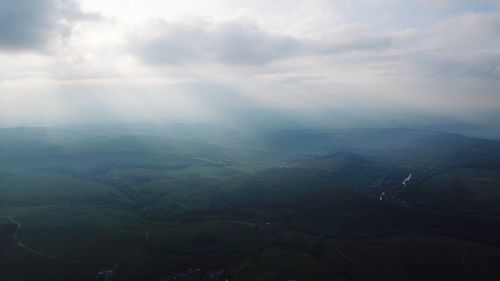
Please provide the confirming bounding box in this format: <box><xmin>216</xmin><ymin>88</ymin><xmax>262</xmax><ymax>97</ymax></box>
<box><xmin>419</xmin><ymin>167</ymin><xmax>500</xmax><ymax>214</ymax></box>
<box><xmin>1</xmin><ymin>126</ymin><xmax>500</xmax><ymax>280</ymax></box>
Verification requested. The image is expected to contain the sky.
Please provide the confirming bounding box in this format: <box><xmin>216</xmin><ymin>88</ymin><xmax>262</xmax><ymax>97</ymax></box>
<box><xmin>0</xmin><ymin>0</ymin><xmax>500</xmax><ymax>126</ymax></box>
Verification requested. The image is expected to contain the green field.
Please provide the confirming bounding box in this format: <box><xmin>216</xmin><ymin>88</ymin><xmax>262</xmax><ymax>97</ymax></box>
<box><xmin>419</xmin><ymin>167</ymin><xmax>500</xmax><ymax>214</ymax></box>
<box><xmin>1</xmin><ymin>126</ymin><xmax>500</xmax><ymax>280</ymax></box>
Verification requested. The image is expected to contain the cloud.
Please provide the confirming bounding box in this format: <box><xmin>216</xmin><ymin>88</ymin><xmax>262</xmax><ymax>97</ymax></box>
<box><xmin>0</xmin><ymin>0</ymin><xmax>100</xmax><ymax>52</ymax></box>
<box><xmin>132</xmin><ymin>20</ymin><xmax>300</xmax><ymax>65</ymax></box>
<box><xmin>2</xmin><ymin>0</ymin><xmax>500</xmax><ymax>128</ymax></box>
<box><xmin>132</xmin><ymin>20</ymin><xmax>395</xmax><ymax>66</ymax></box>
<box><xmin>411</xmin><ymin>12</ymin><xmax>500</xmax><ymax>79</ymax></box>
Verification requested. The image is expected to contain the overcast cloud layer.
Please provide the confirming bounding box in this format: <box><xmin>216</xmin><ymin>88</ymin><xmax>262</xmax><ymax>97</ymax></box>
<box><xmin>1</xmin><ymin>0</ymin><xmax>500</xmax><ymax>126</ymax></box>
<box><xmin>0</xmin><ymin>0</ymin><xmax>99</xmax><ymax>51</ymax></box>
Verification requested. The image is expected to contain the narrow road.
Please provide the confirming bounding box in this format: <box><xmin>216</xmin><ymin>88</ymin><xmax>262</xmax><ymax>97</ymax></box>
<box><xmin>333</xmin><ymin>244</ymin><xmax>378</xmax><ymax>281</ymax></box>
<box><xmin>1</xmin><ymin>215</ymin><xmax>120</xmax><ymax>281</ymax></box>
<box><xmin>178</xmin><ymin>186</ymin><xmax>205</xmax><ymax>203</ymax></box>
<box><xmin>116</xmin><ymin>229</ymin><xmax>151</xmax><ymax>256</ymax></box>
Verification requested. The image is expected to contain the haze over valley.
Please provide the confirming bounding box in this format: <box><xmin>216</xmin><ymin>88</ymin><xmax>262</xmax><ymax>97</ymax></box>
<box><xmin>1</xmin><ymin>1</ymin><xmax>500</xmax><ymax>280</ymax></box>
